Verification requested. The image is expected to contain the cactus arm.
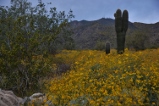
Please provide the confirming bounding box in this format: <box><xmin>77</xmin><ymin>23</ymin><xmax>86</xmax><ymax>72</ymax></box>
<box><xmin>122</xmin><ymin>10</ymin><xmax>128</xmax><ymax>32</ymax></box>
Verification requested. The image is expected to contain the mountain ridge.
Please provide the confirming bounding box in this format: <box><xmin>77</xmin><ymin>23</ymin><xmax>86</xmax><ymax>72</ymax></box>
<box><xmin>69</xmin><ymin>18</ymin><xmax>159</xmax><ymax>50</ymax></box>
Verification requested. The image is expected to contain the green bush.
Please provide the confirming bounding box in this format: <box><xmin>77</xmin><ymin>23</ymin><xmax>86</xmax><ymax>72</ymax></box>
<box><xmin>0</xmin><ymin>0</ymin><xmax>74</xmax><ymax>96</ymax></box>
<box><xmin>126</xmin><ymin>30</ymin><xmax>149</xmax><ymax>51</ymax></box>
<box><xmin>94</xmin><ymin>41</ymin><xmax>106</xmax><ymax>50</ymax></box>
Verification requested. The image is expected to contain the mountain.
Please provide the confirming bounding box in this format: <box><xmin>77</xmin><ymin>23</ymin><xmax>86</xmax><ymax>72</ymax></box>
<box><xmin>69</xmin><ymin>18</ymin><xmax>159</xmax><ymax>50</ymax></box>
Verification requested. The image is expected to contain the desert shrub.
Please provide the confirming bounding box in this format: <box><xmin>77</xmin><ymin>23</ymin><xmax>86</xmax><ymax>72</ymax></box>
<box><xmin>126</xmin><ymin>30</ymin><xmax>149</xmax><ymax>51</ymax></box>
<box><xmin>0</xmin><ymin>0</ymin><xmax>74</xmax><ymax>96</ymax></box>
<box><xmin>94</xmin><ymin>41</ymin><xmax>106</xmax><ymax>50</ymax></box>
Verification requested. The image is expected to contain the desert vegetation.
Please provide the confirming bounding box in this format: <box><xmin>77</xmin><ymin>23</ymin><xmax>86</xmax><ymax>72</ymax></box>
<box><xmin>114</xmin><ymin>9</ymin><xmax>128</xmax><ymax>54</ymax></box>
<box><xmin>0</xmin><ymin>0</ymin><xmax>74</xmax><ymax>96</ymax></box>
<box><xmin>44</xmin><ymin>49</ymin><xmax>159</xmax><ymax>105</ymax></box>
<box><xmin>0</xmin><ymin>0</ymin><xmax>159</xmax><ymax>106</ymax></box>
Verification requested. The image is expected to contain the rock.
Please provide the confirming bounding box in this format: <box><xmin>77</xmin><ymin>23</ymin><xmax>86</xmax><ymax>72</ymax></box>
<box><xmin>0</xmin><ymin>89</ymin><xmax>22</xmax><ymax>106</ymax></box>
<box><xmin>23</xmin><ymin>93</ymin><xmax>46</xmax><ymax>105</ymax></box>
<box><xmin>0</xmin><ymin>89</ymin><xmax>54</xmax><ymax>106</ymax></box>
<box><xmin>45</xmin><ymin>100</ymin><xmax>55</xmax><ymax>106</ymax></box>
<box><xmin>29</xmin><ymin>92</ymin><xmax>45</xmax><ymax>100</ymax></box>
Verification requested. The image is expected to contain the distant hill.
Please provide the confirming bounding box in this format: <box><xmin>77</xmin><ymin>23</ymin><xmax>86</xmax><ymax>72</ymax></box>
<box><xmin>69</xmin><ymin>18</ymin><xmax>159</xmax><ymax>50</ymax></box>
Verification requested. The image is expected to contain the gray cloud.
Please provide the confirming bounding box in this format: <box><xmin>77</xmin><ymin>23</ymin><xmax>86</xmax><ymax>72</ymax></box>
<box><xmin>0</xmin><ymin>0</ymin><xmax>158</xmax><ymax>23</ymax></box>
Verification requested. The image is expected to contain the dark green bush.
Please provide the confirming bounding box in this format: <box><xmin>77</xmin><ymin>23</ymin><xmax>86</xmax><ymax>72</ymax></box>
<box><xmin>0</xmin><ymin>0</ymin><xmax>74</xmax><ymax>96</ymax></box>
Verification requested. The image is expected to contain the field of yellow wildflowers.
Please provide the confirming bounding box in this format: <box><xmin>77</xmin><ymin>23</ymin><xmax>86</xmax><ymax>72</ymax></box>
<box><xmin>45</xmin><ymin>49</ymin><xmax>159</xmax><ymax>105</ymax></box>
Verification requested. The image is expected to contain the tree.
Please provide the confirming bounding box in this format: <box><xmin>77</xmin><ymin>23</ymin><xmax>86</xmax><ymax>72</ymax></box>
<box><xmin>0</xmin><ymin>0</ymin><xmax>74</xmax><ymax>96</ymax></box>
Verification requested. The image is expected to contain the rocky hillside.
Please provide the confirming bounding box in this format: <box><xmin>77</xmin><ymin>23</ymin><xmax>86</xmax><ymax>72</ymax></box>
<box><xmin>69</xmin><ymin>18</ymin><xmax>159</xmax><ymax>50</ymax></box>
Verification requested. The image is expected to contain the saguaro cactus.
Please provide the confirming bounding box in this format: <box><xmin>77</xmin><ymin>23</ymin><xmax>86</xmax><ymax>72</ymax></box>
<box><xmin>114</xmin><ymin>9</ymin><xmax>128</xmax><ymax>54</ymax></box>
<box><xmin>106</xmin><ymin>42</ymin><xmax>110</xmax><ymax>54</ymax></box>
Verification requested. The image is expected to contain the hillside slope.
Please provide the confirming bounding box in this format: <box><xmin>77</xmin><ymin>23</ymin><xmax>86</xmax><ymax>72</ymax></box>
<box><xmin>69</xmin><ymin>18</ymin><xmax>159</xmax><ymax>49</ymax></box>
<box><xmin>46</xmin><ymin>49</ymin><xmax>159</xmax><ymax>105</ymax></box>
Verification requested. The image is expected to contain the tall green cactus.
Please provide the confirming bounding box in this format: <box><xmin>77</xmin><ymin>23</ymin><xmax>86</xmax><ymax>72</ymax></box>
<box><xmin>114</xmin><ymin>9</ymin><xmax>128</xmax><ymax>54</ymax></box>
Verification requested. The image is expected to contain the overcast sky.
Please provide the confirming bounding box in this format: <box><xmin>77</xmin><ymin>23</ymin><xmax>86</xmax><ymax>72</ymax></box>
<box><xmin>0</xmin><ymin>0</ymin><xmax>159</xmax><ymax>24</ymax></box>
